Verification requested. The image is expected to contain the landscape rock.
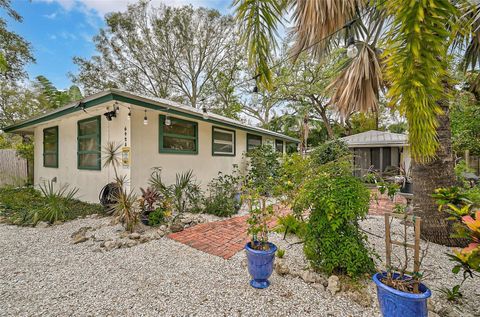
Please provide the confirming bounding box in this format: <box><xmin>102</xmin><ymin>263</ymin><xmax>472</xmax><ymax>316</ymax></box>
<box><xmin>35</xmin><ymin>221</ymin><xmax>50</xmax><ymax>228</ymax></box>
<box><xmin>73</xmin><ymin>236</ymin><xmax>88</xmax><ymax>244</ymax></box>
<box><xmin>312</xmin><ymin>283</ymin><xmax>325</xmax><ymax>292</ymax></box>
<box><xmin>126</xmin><ymin>239</ymin><xmax>138</xmax><ymax>248</ymax></box>
<box><xmin>170</xmin><ymin>221</ymin><xmax>184</xmax><ymax>233</ymax></box>
<box><xmin>104</xmin><ymin>240</ymin><xmax>117</xmax><ymax>251</ymax></box>
<box><xmin>301</xmin><ymin>270</ymin><xmax>317</xmax><ymax>284</ymax></box>
<box><xmin>128</xmin><ymin>232</ymin><xmax>141</xmax><ymax>240</ymax></box>
<box><xmin>274</xmin><ymin>259</ymin><xmax>290</xmax><ymax>276</ymax></box>
<box><xmin>139</xmin><ymin>236</ymin><xmax>151</xmax><ymax>243</ymax></box>
<box><xmin>327</xmin><ymin>275</ymin><xmax>340</xmax><ymax>295</ymax></box>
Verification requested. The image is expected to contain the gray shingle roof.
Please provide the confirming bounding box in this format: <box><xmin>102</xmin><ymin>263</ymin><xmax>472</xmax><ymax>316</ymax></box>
<box><xmin>341</xmin><ymin>130</ymin><xmax>408</xmax><ymax>147</ymax></box>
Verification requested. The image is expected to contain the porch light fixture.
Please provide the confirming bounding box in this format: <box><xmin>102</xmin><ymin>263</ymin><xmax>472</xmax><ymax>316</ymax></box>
<box><xmin>114</xmin><ymin>102</ymin><xmax>120</xmax><ymax>114</ymax></box>
<box><xmin>143</xmin><ymin>109</ymin><xmax>148</xmax><ymax>125</ymax></box>
<box><xmin>127</xmin><ymin>108</ymin><xmax>131</xmax><ymax>120</ymax></box>
<box><xmin>165</xmin><ymin>116</ymin><xmax>171</xmax><ymax>126</ymax></box>
<box><xmin>346</xmin><ymin>36</ymin><xmax>358</xmax><ymax>58</ymax></box>
<box><xmin>202</xmin><ymin>106</ymin><xmax>209</xmax><ymax>120</ymax></box>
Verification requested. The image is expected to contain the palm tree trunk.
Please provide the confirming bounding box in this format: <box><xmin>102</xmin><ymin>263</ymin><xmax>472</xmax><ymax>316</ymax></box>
<box><xmin>412</xmin><ymin>98</ymin><xmax>461</xmax><ymax>246</ymax></box>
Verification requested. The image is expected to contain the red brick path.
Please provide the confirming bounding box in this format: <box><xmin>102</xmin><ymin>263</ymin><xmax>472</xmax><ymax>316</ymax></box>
<box><xmin>168</xmin><ymin>215</ymin><xmax>250</xmax><ymax>259</ymax></box>
<box><xmin>168</xmin><ymin>191</ymin><xmax>406</xmax><ymax>259</ymax></box>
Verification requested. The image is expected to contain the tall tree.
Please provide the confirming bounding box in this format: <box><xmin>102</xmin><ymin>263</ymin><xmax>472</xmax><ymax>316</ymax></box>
<box><xmin>72</xmin><ymin>1</ymin><xmax>242</xmax><ymax>109</ymax></box>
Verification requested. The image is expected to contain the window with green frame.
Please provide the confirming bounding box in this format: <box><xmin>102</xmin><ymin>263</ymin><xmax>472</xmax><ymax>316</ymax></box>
<box><xmin>275</xmin><ymin>139</ymin><xmax>284</xmax><ymax>153</ymax></box>
<box><xmin>246</xmin><ymin>133</ymin><xmax>262</xmax><ymax>152</ymax></box>
<box><xmin>77</xmin><ymin>116</ymin><xmax>101</xmax><ymax>170</ymax></box>
<box><xmin>159</xmin><ymin>115</ymin><xmax>198</xmax><ymax>154</ymax></box>
<box><xmin>212</xmin><ymin>127</ymin><xmax>235</xmax><ymax>156</ymax></box>
<box><xmin>43</xmin><ymin>126</ymin><xmax>58</xmax><ymax>168</ymax></box>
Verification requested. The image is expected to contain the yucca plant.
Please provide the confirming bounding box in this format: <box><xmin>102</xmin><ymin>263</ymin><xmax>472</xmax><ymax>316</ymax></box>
<box><xmin>110</xmin><ymin>188</ymin><xmax>139</xmax><ymax>233</ymax></box>
<box><xmin>102</xmin><ymin>142</ymin><xmax>139</xmax><ymax>232</ymax></box>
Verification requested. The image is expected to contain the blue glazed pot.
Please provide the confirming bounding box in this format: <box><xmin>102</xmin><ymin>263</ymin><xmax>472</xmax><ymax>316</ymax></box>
<box><xmin>245</xmin><ymin>242</ymin><xmax>277</xmax><ymax>289</ymax></box>
<box><xmin>373</xmin><ymin>272</ymin><xmax>431</xmax><ymax>317</ymax></box>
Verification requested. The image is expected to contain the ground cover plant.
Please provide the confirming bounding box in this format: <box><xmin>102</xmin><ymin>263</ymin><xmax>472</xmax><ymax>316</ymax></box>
<box><xmin>0</xmin><ymin>185</ymin><xmax>102</xmax><ymax>225</ymax></box>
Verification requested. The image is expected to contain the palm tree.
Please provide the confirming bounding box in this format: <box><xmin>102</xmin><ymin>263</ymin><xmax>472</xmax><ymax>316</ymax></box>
<box><xmin>233</xmin><ymin>0</ymin><xmax>472</xmax><ymax>246</ymax></box>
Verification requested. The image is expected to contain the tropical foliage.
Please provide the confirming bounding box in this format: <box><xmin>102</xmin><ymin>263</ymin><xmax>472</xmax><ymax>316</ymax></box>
<box><xmin>0</xmin><ymin>185</ymin><xmax>102</xmax><ymax>226</ymax></box>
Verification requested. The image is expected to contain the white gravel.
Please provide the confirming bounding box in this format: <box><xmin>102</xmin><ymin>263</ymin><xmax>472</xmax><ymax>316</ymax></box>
<box><xmin>0</xmin><ymin>215</ymin><xmax>477</xmax><ymax>316</ymax></box>
<box><xmin>1</xmin><ymin>217</ymin><xmax>375</xmax><ymax>317</ymax></box>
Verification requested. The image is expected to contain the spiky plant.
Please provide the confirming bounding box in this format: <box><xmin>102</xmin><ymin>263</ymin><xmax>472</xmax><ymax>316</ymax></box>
<box><xmin>102</xmin><ymin>142</ymin><xmax>139</xmax><ymax>232</ymax></box>
<box><xmin>111</xmin><ymin>188</ymin><xmax>139</xmax><ymax>233</ymax></box>
<box><xmin>102</xmin><ymin>141</ymin><xmax>123</xmax><ymax>180</ymax></box>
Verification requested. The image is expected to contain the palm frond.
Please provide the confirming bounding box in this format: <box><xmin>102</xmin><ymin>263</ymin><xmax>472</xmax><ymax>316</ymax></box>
<box><xmin>327</xmin><ymin>43</ymin><xmax>383</xmax><ymax>117</ymax></box>
<box><xmin>291</xmin><ymin>0</ymin><xmax>366</xmax><ymax>58</ymax></box>
<box><xmin>233</xmin><ymin>0</ymin><xmax>289</xmax><ymax>89</ymax></box>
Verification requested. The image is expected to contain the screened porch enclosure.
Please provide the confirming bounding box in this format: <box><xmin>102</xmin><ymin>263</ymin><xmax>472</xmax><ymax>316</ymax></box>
<box><xmin>353</xmin><ymin>147</ymin><xmax>401</xmax><ymax>177</ymax></box>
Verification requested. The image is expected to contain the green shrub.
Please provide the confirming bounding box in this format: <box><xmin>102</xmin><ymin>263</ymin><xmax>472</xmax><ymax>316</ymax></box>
<box><xmin>274</xmin><ymin>214</ymin><xmax>307</xmax><ymax>239</ymax></box>
<box><xmin>246</xmin><ymin>145</ymin><xmax>280</xmax><ymax>194</ymax></box>
<box><xmin>301</xmin><ymin>161</ymin><xmax>375</xmax><ymax>278</ymax></box>
<box><xmin>276</xmin><ymin>153</ymin><xmax>310</xmax><ymax>214</ymax></box>
<box><xmin>203</xmin><ymin>171</ymin><xmax>241</xmax><ymax>217</ymax></box>
<box><xmin>277</xmin><ymin>248</ymin><xmax>285</xmax><ymax>258</ymax></box>
<box><xmin>309</xmin><ymin>140</ymin><xmax>350</xmax><ymax>166</ymax></box>
<box><xmin>148</xmin><ymin>207</ymin><xmax>166</xmax><ymax>226</ymax></box>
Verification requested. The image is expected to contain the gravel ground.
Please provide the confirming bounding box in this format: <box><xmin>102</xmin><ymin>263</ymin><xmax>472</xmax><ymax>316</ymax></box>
<box><xmin>0</xmin><ymin>217</ymin><xmax>376</xmax><ymax>317</ymax></box>
<box><xmin>0</xmin><ymin>215</ymin><xmax>478</xmax><ymax>317</ymax></box>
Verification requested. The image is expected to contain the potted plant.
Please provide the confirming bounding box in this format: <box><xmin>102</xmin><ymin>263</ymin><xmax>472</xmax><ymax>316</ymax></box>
<box><xmin>373</xmin><ymin>212</ymin><xmax>431</xmax><ymax>317</ymax></box>
<box><xmin>245</xmin><ymin>189</ymin><xmax>276</xmax><ymax>289</ymax></box>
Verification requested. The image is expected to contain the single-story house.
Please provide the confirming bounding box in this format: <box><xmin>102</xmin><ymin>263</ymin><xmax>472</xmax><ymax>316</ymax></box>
<box><xmin>2</xmin><ymin>89</ymin><xmax>299</xmax><ymax>202</ymax></box>
<box><xmin>341</xmin><ymin>130</ymin><xmax>410</xmax><ymax>177</ymax></box>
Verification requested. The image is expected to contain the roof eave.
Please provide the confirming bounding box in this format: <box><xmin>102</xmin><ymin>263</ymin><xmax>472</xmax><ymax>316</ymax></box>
<box><xmin>2</xmin><ymin>89</ymin><xmax>300</xmax><ymax>143</ymax></box>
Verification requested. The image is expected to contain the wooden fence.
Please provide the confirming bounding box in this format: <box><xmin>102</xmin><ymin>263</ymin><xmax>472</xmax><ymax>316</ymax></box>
<box><xmin>0</xmin><ymin>149</ymin><xmax>28</xmax><ymax>186</ymax></box>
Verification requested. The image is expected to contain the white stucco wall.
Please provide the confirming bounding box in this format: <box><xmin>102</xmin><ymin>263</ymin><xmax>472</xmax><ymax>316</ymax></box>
<box><xmin>33</xmin><ymin>102</ymin><xmax>131</xmax><ymax>202</ymax></box>
<box><xmin>129</xmin><ymin>106</ymin><xmax>249</xmax><ymax>193</ymax></box>
<box><xmin>32</xmin><ymin>101</ymin><xmax>287</xmax><ymax>203</ymax></box>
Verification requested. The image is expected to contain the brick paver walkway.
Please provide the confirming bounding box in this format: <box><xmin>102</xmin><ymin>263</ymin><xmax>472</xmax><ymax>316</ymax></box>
<box><xmin>169</xmin><ymin>191</ymin><xmax>407</xmax><ymax>259</ymax></box>
<box><xmin>168</xmin><ymin>215</ymin><xmax>249</xmax><ymax>259</ymax></box>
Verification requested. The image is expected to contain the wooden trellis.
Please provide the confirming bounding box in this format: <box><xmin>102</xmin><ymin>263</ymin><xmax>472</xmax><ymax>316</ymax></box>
<box><xmin>384</xmin><ymin>212</ymin><xmax>422</xmax><ymax>292</ymax></box>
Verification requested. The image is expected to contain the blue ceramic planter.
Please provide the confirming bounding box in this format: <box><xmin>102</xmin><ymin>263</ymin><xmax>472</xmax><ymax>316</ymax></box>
<box><xmin>245</xmin><ymin>242</ymin><xmax>277</xmax><ymax>289</ymax></box>
<box><xmin>373</xmin><ymin>272</ymin><xmax>431</xmax><ymax>317</ymax></box>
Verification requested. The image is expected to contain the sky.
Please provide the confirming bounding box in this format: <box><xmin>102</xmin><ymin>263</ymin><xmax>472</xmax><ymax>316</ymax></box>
<box><xmin>3</xmin><ymin>0</ymin><xmax>230</xmax><ymax>90</ymax></box>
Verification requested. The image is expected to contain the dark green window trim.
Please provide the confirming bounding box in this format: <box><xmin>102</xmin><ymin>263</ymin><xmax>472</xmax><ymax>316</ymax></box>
<box><xmin>77</xmin><ymin>116</ymin><xmax>101</xmax><ymax>170</ymax></box>
<box><xmin>275</xmin><ymin>139</ymin><xmax>284</xmax><ymax>153</ymax></box>
<box><xmin>212</xmin><ymin>126</ymin><xmax>236</xmax><ymax>157</ymax></box>
<box><xmin>43</xmin><ymin>126</ymin><xmax>58</xmax><ymax>168</ymax></box>
<box><xmin>246</xmin><ymin>133</ymin><xmax>262</xmax><ymax>152</ymax></box>
<box><xmin>159</xmin><ymin>115</ymin><xmax>198</xmax><ymax>154</ymax></box>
